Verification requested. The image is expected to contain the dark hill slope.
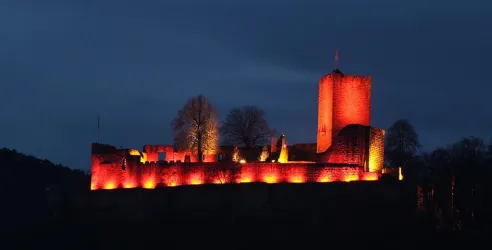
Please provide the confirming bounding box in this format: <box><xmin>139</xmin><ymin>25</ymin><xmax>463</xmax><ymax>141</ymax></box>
<box><xmin>0</xmin><ymin>148</ymin><xmax>89</xmax><ymax>228</ymax></box>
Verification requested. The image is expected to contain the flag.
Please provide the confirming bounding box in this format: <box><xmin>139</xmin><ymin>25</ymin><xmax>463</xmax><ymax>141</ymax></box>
<box><xmin>335</xmin><ymin>49</ymin><xmax>339</xmax><ymax>61</ymax></box>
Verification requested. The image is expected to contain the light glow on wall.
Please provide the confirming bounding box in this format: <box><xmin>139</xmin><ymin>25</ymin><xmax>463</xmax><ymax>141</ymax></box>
<box><xmin>90</xmin><ymin>162</ymin><xmax>382</xmax><ymax>190</ymax></box>
<box><xmin>332</xmin><ymin>75</ymin><xmax>371</xmax><ymax>139</ymax></box>
<box><xmin>368</xmin><ymin>128</ymin><xmax>385</xmax><ymax>172</ymax></box>
<box><xmin>124</xmin><ymin>182</ymin><xmax>136</xmax><ymax>189</ymax></box>
<box><xmin>104</xmin><ymin>182</ymin><xmax>116</xmax><ymax>190</ymax></box>
<box><xmin>143</xmin><ymin>179</ymin><xmax>156</xmax><ymax>189</ymax></box>
<box><xmin>188</xmin><ymin>173</ymin><xmax>204</xmax><ymax>185</ymax></box>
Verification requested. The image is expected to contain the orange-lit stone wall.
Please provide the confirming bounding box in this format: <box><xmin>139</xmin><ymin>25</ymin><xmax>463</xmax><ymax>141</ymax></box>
<box><xmin>317</xmin><ymin>72</ymin><xmax>371</xmax><ymax>153</ymax></box>
<box><xmin>368</xmin><ymin>127</ymin><xmax>385</xmax><ymax>172</ymax></box>
<box><xmin>318</xmin><ymin>124</ymin><xmax>368</xmax><ymax>166</ymax></box>
<box><xmin>317</xmin><ymin>74</ymin><xmax>334</xmax><ymax>153</ymax></box>
<box><xmin>90</xmin><ymin>160</ymin><xmax>380</xmax><ymax>190</ymax></box>
<box><xmin>143</xmin><ymin>145</ymin><xmax>216</xmax><ymax>163</ymax></box>
<box><xmin>332</xmin><ymin>75</ymin><xmax>371</xmax><ymax>139</ymax></box>
<box><xmin>318</xmin><ymin>125</ymin><xmax>385</xmax><ymax>173</ymax></box>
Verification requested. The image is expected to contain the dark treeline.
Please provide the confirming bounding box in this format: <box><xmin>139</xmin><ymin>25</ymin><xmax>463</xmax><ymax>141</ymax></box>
<box><xmin>0</xmin><ymin>148</ymin><xmax>90</xmax><ymax>193</ymax></box>
<box><xmin>385</xmin><ymin>119</ymin><xmax>492</xmax><ymax>237</ymax></box>
<box><xmin>0</xmin><ymin>148</ymin><xmax>89</xmax><ymax>233</ymax></box>
<box><xmin>401</xmin><ymin>136</ymin><xmax>492</xmax><ymax>236</ymax></box>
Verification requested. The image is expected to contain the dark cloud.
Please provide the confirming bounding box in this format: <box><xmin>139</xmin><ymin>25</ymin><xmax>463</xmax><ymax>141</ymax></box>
<box><xmin>1</xmin><ymin>0</ymin><xmax>491</xmax><ymax>170</ymax></box>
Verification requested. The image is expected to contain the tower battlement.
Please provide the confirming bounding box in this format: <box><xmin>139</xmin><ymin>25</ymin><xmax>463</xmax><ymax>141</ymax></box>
<box><xmin>317</xmin><ymin>69</ymin><xmax>372</xmax><ymax>153</ymax></box>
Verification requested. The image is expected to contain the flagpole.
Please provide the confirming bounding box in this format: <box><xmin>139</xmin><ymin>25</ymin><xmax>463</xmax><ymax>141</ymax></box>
<box><xmin>334</xmin><ymin>49</ymin><xmax>339</xmax><ymax>69</ymax></box>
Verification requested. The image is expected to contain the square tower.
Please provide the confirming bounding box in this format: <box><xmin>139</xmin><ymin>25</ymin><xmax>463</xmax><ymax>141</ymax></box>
<box><xmin>317</xmin><ymin>68</ymin><xmax>372</xmax><ymax>153</ymax></box>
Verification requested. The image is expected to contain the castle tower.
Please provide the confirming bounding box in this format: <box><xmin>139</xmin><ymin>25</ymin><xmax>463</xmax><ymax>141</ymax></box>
<box><xmin>317</xmin><ymin>70</ymin><xmax>335</xmax><ymax>153</ymax></box>
<box><xmin>317</xmin><ymin>51</ymin><xmax>372</xmax><ymax>153</ymax></box>
<box><xmin>331</xmin><ymin>74</ymin><xmax>371</xmax><ymax>139</ymax></box>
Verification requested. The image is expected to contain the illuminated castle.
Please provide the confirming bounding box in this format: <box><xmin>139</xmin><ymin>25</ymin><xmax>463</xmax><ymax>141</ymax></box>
<box><xmin>90</xmin><ymin>53</ymin><xmax>385</xmax><ymax>190</ymax></box>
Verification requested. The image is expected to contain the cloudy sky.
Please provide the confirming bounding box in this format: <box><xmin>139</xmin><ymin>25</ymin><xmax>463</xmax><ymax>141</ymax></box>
<box><xmin>1</xmin><ymin>0</ymin><xmax>490</xmax><ymax>170</ymax></box>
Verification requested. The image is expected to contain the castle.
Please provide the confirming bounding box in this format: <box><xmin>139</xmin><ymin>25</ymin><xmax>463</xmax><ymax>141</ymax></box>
<box><xmin>90</xmin><ymin>57</ymin><xmax>385</xmax><ymax>190</ymax></box>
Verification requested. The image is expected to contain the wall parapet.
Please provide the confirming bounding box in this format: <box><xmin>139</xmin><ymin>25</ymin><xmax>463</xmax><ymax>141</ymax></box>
<box><xmin>90</xmin><ymin>162</ymin><xmax>379</xmax><ymax>190</ymax></box>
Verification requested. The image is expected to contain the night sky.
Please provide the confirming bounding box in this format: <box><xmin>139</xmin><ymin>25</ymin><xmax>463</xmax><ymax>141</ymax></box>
<box><xmin>1</xmin><ymin>0</ymin><xmax>490</xmax><ymax>171</ymax></box>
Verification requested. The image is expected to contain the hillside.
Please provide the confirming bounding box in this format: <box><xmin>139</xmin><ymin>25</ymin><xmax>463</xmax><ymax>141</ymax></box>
<box><xmin>0</xmin><ymin>147</ymin><xmax>475</xmax><ymax>245</ymax></box>
<box><xmin>0</xmin><ymin>148</ymin><xmax>90</xmax><ymax>229</ymax></box>
<box><xmin>0</xmin><ymin>148</ymin><xmax>89</xmax><ymax>192</ymax></box>
<box><xmin>31</xmin><ymin>182</ymin><xmax>443</xmax><ymax>248</ymax></box>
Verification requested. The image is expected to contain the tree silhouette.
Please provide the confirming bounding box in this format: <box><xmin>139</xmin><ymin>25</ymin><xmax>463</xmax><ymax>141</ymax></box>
<box><xmin>259</xmin><ymin>145</ymin><xmax>269</xmax><ymax>162</ymax></box>
<box><xmin>449</xmin><ymin>137</ymin><xmax>486</xmax><ymax>164</ymax></box>
<box><xmin>385</xmin><ymin>119</ymin><xmax>421</xmax><ymax>171</ymax></box>
<box><xmin>221</xmin><ymin>106</ymin><xmax>275</xmax><ymax>149</ymax></box>
<box><xmin>448</xmin><ymin>137</ymin><xmax>486</xmax><ymax>185</ymax></box>
<box><xmin>232</xmin><ymin>145</ymin><xmax>240</xmax><ymax>162</ymax></box>
<box><xmin>171</xmin><ymin>95</ymin><xmax>219</xmax><ymax>162</ymax></box>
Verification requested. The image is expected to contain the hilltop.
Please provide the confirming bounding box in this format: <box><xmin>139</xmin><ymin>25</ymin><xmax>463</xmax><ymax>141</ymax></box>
<box><xmin>0</xmin><ymin>148</ymin><xmax>89</xmax><ymax>193</ymax></box>
<box><xmin>0</xmin><ymin>148</ymin><xmax>89</xmax><ymax>230</ymax></box>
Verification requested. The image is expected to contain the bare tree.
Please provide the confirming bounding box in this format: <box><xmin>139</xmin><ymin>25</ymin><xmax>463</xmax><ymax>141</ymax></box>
<box><xmin>210</xmin><ymin>164</ymin><xmax>241</xmax><ymax>184</ymax></box>
<box><xmin>221</xmin><ymin>106</ymin><xmax>275</xmax><ymax>149</ymax></box>
<box><xmin>210</xmin><ymin>166</ymin><xmax>228</xmax><ymax>184</ymax></box>
<box><xmin>385</xmin><ymin>119</ymin><xmax>421</xmax><ymax>169</ymax></box>
<box><xmin>258</xmin><ymin>145</ymin><xmax>269</xmax><ymax>162</ymax></box>
<box><xmin>171</xmin><ymin>95</ymin><xmax>219</xmax><ymax>162</ymax></box>
<box><xmin>448</xmin><ymin>137</ymin><xmax>486</xmax><ymax>181</ymax></box>
<box><xmin>449</xmin><ymin>137</ymin><xmax>486</xmax><ymax>162</ymax></box>
<box><xmin>232</xmin><ymin>145</ymin><xmax>240</xmax><ymax>162</ymax></box>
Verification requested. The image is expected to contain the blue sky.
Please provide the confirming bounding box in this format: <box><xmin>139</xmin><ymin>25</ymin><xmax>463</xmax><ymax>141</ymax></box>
<box><xmin>1</xmin><ymin>0</ymin><xmax>490</xmax><ymax>170</ymax></box>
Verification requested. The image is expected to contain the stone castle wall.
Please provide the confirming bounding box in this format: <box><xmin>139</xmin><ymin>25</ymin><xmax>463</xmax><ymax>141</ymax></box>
<box><xmin>317</xmin><ymin>73</ymin><xmax>371</xmax><ymax>153</ymax></box>
<box><xmin>368</xmin><ymin>127</ymin><xmax>385</xmax><ymax>172</ymax></box>
<box><xmin>317</xmin><ymin>124</ymin><xmax>384</xmax><ymax>172</ymax></box>
<box><xmin>332</xmin><ymin>75</ymin><xmax>371</xmax><ymax>139</ymax></box>
<box><xmin>90</xmin><ymin>159</ymin><xmax>379</xmax><ymax>190</ymax></box>
<box><xmin>317</xmin><ymin>74</ymin><xmax>334</xmax><ymax>153</ymax></box>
